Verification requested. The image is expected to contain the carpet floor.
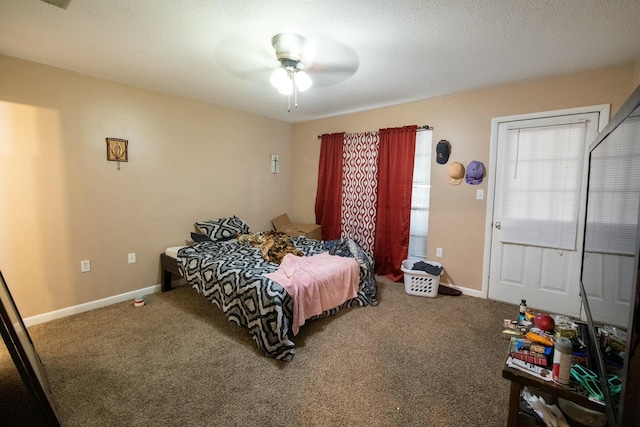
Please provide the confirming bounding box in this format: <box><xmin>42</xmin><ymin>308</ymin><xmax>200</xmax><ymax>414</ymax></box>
<box><xmin>2</xmin><ymin>277</ymin><xmax>517</xmax><ymax>426</ymax></box>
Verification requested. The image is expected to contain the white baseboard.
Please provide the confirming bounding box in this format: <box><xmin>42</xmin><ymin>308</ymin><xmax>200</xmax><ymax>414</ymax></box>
<box><xmin>23</xmin><ymin>284</ymin><xmax>162</xmax><ymax>327</ymax></box>
<box><xmin>23</xmin><ymin>281</ymin><xmax>482</xmax><ymax>327</ymax></box>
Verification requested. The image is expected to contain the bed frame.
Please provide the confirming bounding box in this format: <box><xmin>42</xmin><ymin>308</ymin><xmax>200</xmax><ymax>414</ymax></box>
<box><xmin>160</xmin><ymin>253</ymin><xmax>181</xmax><ymax>292</ymax></box>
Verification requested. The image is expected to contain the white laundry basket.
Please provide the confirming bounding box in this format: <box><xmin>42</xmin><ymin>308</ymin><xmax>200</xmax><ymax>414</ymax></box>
<box><xmin>401</xmin><ymin>259</ymin><xmax>442</xmax><ymax>298</ymax></box>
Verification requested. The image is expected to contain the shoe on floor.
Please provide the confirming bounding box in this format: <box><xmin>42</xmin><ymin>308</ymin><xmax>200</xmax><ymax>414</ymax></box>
<box><xmin>438</xmin><ymin>285</ymin><xmax>461</xmax><ymax>296</ymax></box>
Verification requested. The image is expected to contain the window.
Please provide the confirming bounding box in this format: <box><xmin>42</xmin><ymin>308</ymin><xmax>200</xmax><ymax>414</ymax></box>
<box><xmin>500</xmin><ymin>122</ymin><xmax>586</xmax><ymax>250</ymax></box>
<box><xmin>408</xmin><ymin>130</ymin><xmax>432</xmax><ymax>259</ymax></box>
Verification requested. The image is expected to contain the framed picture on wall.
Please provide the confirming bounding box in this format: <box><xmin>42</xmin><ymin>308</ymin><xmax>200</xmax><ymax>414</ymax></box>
<box><xmin>0</xmin><ymin>270</ymin><xmax>60</xmax><ymax>426</ymax></box>
<box><xmin>106</xmin><ymin>137</ymin><xmax>128</xmax><ymax>162</ymax></box>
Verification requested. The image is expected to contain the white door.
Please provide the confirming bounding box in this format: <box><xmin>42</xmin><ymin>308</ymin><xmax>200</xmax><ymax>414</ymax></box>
<box><xmin>488</xmin><ymin>111</ymin><xmax>601</xmax><ymax>317</ymax></box>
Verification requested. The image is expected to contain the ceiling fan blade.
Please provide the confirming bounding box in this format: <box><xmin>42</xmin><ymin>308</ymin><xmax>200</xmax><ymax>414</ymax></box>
<box><xmin>306</xmin><ymin>61</ymin><xmax>359</xmax><ymax>87</ymax></box>
<box><xmin>215</xmin><ymin>30</ymin><xmax>359</xmax><ymax>88</ymax></box>
<box><xmin>299</xmin><ymin>34</ymin><xmax>359</xmax><ymax>87</ymax></box>
<box><xmin>215</xmin><ymin>32</ymin><xmax>278</xmax><ymax>83</ymax></box>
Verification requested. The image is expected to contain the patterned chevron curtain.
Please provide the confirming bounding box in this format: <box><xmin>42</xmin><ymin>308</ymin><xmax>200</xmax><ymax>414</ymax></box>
<box><xmin>315</xmin><ymin>126</ymin><xmax>417</xmax><ymax>281</ymax></box>
<box><xmin>341</xmin><ymin>132</ymin><xmax>380</xmax><ymax>253</ymax></box>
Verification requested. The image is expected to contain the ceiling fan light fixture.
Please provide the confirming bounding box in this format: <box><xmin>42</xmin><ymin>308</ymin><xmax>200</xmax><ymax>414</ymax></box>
<box><xmin>270</xmin><ymin>67</ymin><xmax>289</xmax><ymax>89</ymax></box>
<box><xmin>277</xmin><ymin>77</ymin><xmax>293</xmax><ymax>95</ymax></box>
<box><xmin>294</xmin><ymin>70</ymin><xmax>312</xmax><ymax>92</ymax></box>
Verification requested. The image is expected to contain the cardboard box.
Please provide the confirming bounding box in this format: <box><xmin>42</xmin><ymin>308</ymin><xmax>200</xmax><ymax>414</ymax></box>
<box><xmin>272</xmin><ymin>214</ymin><xmax>322</xmax><ymax>240</ymax></box>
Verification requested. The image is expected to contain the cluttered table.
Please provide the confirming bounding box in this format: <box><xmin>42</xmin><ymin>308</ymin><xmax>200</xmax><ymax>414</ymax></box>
<box><xmin>502</xmin><ymin>361</ymin><xmax>606</xmax><ymax>426</ymax></box>
<box><xmin>501</xmin><ymin>301</ymin><xmax>610</xmax><ymax>426</ymax></box>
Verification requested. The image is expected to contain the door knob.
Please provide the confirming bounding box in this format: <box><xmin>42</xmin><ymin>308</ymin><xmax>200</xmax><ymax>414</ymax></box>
<box><xmin>495</xmin><ymin>222</ymin><xmax>501</xmax><ymax>229</ymax></box>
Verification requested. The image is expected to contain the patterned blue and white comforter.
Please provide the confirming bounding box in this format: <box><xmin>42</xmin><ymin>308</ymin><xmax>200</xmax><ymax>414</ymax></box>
<box><xmin>177</xmin><ymin>236</ymin><xmax>377</xmax><ymax>361</ymax></box>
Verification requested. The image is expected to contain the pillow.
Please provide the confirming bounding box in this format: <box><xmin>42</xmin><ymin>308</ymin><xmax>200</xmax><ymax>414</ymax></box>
<box><xmin>190</xmin><ymin>232</ymin><xmax>212</xmax><ymax>243</ymax></box>
<box><xmin>195</xmin><ymin>216</ymin><xmax>250</xmax><ymax>241</ymax></box>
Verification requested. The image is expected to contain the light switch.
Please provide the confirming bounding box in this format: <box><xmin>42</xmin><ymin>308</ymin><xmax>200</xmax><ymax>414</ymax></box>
<box><xmin>476</xmin><ymin>189</ymin><xmax>484</xmax><ymax>200</ymax></box>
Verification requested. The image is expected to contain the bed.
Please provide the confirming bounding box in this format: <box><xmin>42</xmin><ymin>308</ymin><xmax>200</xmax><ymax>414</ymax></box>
<box><xmin>160</xmin><ymin>217</ymin><xmax>377</xmax><ymax>361</ymax></box>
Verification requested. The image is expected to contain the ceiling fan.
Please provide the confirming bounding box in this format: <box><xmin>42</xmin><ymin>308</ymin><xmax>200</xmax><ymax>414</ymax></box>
<box><xmin>215</xmin><ymin>31</ymin><xmax>359</xmax><ymax>111</ymax></box>
<box><xmin>269</xmin><ymin>33</ymin><xmax>312</xmax><ymax>110</ymax></box>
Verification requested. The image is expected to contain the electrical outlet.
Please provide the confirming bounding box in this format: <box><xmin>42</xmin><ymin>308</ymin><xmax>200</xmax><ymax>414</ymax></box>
<box><xmin>80</xmin><ymin>260</ymin><xmax>91</xmax><ymax>272</ymax></box>
<box><xmin>436</xmin><ymin>248</ymin><xmax>443</xmax><ymax>258</ymax></box>
<box><xmin>128</xmin><ymin>253</ymin><xmax>136</xmax><ymax>264</ymax></box>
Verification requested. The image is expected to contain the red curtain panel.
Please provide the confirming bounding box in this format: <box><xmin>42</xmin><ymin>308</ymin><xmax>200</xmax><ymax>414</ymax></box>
<box><xmin>374</xmin><ymin>125</ymin><xmax>417</xmax><ymax>281</ymax></box>
<box><xmin>315</xmin><ymin>132</ymin><xmax>345</xmax><ymax>241</ymax></box>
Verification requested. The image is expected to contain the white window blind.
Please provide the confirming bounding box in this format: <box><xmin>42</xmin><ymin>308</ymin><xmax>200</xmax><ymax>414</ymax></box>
<box><xmin>500</xmin><ymin>122</ymin><xmax>587</xmax><ymax>250</ymax></box>
<box><xmin>585</xmin><ymin>116</ymin><xmax>640</xmax><ymax>255</ymax></box>
<box><xmin>408</xmin><ymin>130</ymin><xmax>432</xmax><ymax>259</ymax></box>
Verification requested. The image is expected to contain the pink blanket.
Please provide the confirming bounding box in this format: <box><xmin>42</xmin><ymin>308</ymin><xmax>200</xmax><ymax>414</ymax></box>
<box><xmin>264</xmin><ymin>252</ymin><xmax>360</xmax><ymax>335</ymax></box>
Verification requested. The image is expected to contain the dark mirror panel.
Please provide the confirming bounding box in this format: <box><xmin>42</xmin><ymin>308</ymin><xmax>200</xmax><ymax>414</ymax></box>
<box><xmin>0</xmin><ymin>271</ymin><xmax>60</xmax><ymax>426</ymax></box>
<box><xmin>581</xmin><ymin>86</ymin><xmax>640</xmax><ymax>427</ymax></box>
<box><xmin>584</xmin><ymin>110</ymin><xmax>640</xmax><ymax>328</ymax></box>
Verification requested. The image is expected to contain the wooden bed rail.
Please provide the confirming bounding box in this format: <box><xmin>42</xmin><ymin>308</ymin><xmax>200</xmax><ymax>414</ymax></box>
<box><xmin>160</xmin><ymin>253</ymin><xmax>181</xmax><ymax>292</ymax></box>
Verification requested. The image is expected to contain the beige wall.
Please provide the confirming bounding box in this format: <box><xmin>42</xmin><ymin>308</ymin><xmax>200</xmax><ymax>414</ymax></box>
<box><xmin>2</xmin><ymin>54</ymin><xmax>638</xmax><ymax>319</ymax></box>
<box><xmin>0</xmin><ymin>55</ymin><xmax>293</xmax><ymax>317</ymax></box>
<box><xmin>292</xmin><ymin>63</ymin><xmax>638</xmax><ymax>292</ymax></box>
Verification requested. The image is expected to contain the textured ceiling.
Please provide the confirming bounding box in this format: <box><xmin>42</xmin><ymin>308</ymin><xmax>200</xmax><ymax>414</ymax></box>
<box><xmin>1</xmin><ymin>0</ymin><xmax>639</xmax><ymax>123</ymax></box>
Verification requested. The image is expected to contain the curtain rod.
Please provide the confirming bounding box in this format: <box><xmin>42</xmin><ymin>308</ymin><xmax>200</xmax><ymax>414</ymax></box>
<box><xmin>317</xmin><ymin>125</ymin><xmax>432</xmax><ymax>139</ymax></box>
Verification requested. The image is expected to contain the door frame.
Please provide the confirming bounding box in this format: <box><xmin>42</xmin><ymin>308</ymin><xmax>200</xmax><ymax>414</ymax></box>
<box><xmin>481</xmin><ymin>104</ymin><xmax>611</xmax><ymax>299</ymax></box>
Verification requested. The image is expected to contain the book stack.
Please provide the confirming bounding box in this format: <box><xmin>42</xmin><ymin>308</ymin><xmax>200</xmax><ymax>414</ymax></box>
<box><xmin>508</xmin><ymin>336</ymin><xmax>553</xmax><ymax>368</ymax></box>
